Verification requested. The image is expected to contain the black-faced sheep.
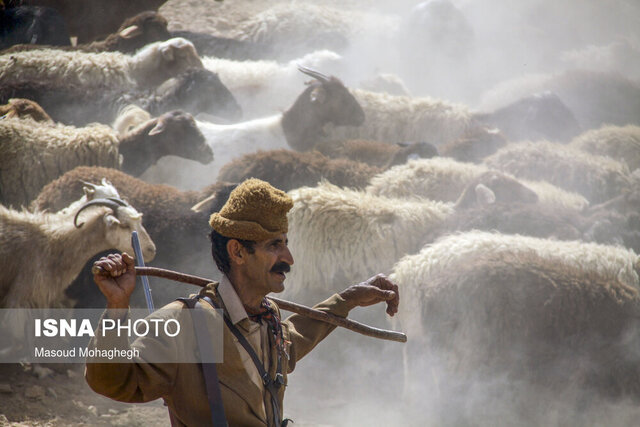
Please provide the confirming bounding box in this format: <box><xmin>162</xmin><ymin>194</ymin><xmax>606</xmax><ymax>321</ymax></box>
<box><xmin>0</xmin><ymin>37</ymin><xmax>203</xmax><ymax>90</ymax></box>
<box><xmin>0</xmin><ymin>67</ymin><xmax>241</xmax><ymax>126</ymax></box>
<box><xmin>0</xmin><ymin>110</ymin><xmax>211</xmax><ymax>207</ymax></box>
<box><xmin>391</xmin><ymin>231</ymin><xmax>640</xmax><ymax>401</ymax></box>
<box><xmin>313</xmin><ymin>139</ymin><xmax>439</xmax><ymax>168</ymax></box>
<box><xmin>155</xmin><ymin>66</ymin><xmax>365</xmax><ymax>186</ymax></box>
<box><xmin>0</xmin><ymin>98</ymin><xmax>51</xmax><ymax>122</ymax></box>
<box><xmin>202</xmin><ymin>49</ymin><xmax>344</xmax><ymax>119</ymax></box>
<box><xmin>1</xmin><ymin>193</ymin><xmax>155</xmax><ymax>308</ymax></box>
<box><xmin>484</xmin><ymin>140</ymin><xmax>633</xmax><ymax>204</ymax></box>
<box><xmin>217</xmin><ymin>149</ymin><xmax>380</xmax><ymax>192</ymax></box>
<box><xmin>2</xmin><ymin>10</ymin><xmax>170</xmax><ymax>54</ymax></box>
<box><xmin>0</xmin><ymin>5</ymin><xmax>70</xmax><ymax>50</ymax></box>
<box><xmin>570</xmin><ymin>125</ymin><xmax>640</xmax><ymax>172</ymax></box>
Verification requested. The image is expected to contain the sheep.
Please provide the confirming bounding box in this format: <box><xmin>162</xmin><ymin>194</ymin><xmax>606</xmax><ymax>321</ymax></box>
<box><xmin>283</xmin><ymin>172</ymin><xmax>542</xmax><ymax>303</ymax></box>
<box><xmin>6</xmin><ymin>0</ymin><xmax>167</xmax><ymax>43</ymax></box>
<box><xmin>227</xmin><ymin>3</ymin><xmax>399</xmax><ymax>61</ymax></box>
<box><xmin>570</xmin><ymin>125</ymin><xmax>640</xmax><ymax>172</ymax></box>
<box><xmin>320</xmin><ymin>88</ymin><xmax>481</xmax><ymax>146</ymax></box>
<box><xmin>391</xmin><ymin>230</ymin><xmax>640</xmax><ymax>401</ymax></box>
<box><xmin>216</xmin><ymin>149</ymin><xmax>380</xmax><ymax>192</ymax></box>
<box><xmin>148</xmin><ymin>66</ymin><xmax>364</xmax><ymax>186</ymax></box>
<box><xmin>0</xmin><ymin>98</ymin><xmax>52</xmax><ymax>122</ymax></box>
<box><xmin>1</xmin><ymin>193</ymin><xmax>156</xmax><ymax>308</ymax></box>
<box><xmin>484</xmin><ymin>140</ymin><xmax>633</xmax><ymax>204</ymax></box>
<box><xmin>202</xmin><ymin>49</ymin><xmax>344</xmax><ymax>119</ymax></box>
<box><xmin>313</xmin><ymin>139</ymin><xmax>439</xmax><ymax>169</ymax></box>
<box><xmin>0</xmin><ymin>67</ymin><xmax>241</xmax><ymax>126</ymax></box>
<box><xmin>480</xmin><ymin>70</ymin><xmax>640</xmax><ymax>131</ymax></box>
<box><xmin>474</xmin><ymin>91</ymin><xmax>582</xmax><ymax>143</ymax></box>
<box><xmin>366</xmin><ymin>157</ymin><xmax>591</xmax><ymax>213</ymax></box>
<box><xmin>0</xmin><ymin>5</ymin><xmax>70</xmax><ymax>50</ymax></box>
<box><xmin>2</xmin><ymin>10</ymin><xmax>170</xmax><ymax>54</ymax></box>
<box><xmin>31</xmin><ymin>166</ymin><xmax>237</xmax><ymax>307</ymax></box>
<box><xmin>0</xmin><ymin>37</ymin><xmax>203</xmax><ymax>90</ymax></box>
<box><xmin>0</xmin><ymin>110</ymin><xmax>212</xmax><ymax>207</ymax></box>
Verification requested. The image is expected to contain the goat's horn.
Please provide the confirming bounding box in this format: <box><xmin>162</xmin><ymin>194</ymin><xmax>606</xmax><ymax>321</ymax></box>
<box><xmin>74</xmin><ymin>198</ymin><xmax>128</xmax><ymax>228</ymax></box>
<box><xmin>297</xmin><ymin>65</ymin><xmax>330</xmax><ymax>83</ymax></box>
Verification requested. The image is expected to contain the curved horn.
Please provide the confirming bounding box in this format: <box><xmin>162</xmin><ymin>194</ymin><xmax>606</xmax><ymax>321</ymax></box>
<box><xmin>297</xmin><ymin>65</ymin><xmax>330</xmax><ymax>83</ymax></box>
<box><xmin>73</xmin><ymin>198</ymin><xmax>128</xmax><ymax>228</ymax></box>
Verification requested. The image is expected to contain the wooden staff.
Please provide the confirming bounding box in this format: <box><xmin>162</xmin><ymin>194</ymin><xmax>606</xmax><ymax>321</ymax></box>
<box><xmin>93</xmin><ymin>265</ymin><xmax>407</xmax><ymax>343</ymax></box>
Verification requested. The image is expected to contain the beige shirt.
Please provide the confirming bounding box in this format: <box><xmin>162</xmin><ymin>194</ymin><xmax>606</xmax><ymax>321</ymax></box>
<box><xmin>217</xmin><ymin>275</ymin><xmax>271</xmax><ymax>420</ymax></box>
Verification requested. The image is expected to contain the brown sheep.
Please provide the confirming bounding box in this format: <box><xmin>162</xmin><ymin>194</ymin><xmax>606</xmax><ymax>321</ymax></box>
<box><xmin>216</xmin><ymin>149</ymin><xmax>380</xmax><ymax>192</ymax></box>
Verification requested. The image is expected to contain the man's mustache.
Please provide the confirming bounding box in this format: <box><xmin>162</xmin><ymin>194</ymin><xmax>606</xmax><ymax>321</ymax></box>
<box><xmin>270</xmin><ymin>262</ymin><xmax>291</xmax><ymax>273</ymax></box>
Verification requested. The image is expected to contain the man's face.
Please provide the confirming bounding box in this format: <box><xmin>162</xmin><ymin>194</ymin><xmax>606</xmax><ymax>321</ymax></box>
<box><xmin>243</xmin><ymin>233</ymin><xmax>294</xmax><ymax>295</ymax></box>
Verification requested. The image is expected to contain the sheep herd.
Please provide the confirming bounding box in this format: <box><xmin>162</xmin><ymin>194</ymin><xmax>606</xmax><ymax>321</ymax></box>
<box><xmin>2</xmin><ymin>0</ymin><xmax>640</xmax><ymax>425</ymax></box>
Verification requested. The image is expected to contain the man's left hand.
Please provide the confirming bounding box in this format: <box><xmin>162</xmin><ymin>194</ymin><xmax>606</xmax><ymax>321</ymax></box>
<box><xmin>339</xmin><ymin>274</ymin><xmax>399</xmax><ymax>316</ymax></box>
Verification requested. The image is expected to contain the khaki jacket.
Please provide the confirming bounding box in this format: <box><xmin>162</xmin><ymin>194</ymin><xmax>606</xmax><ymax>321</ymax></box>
<box><xmin>85</xmin><ymin>283</ymin><xmax>352</xmax><ymax>426</ymax></box>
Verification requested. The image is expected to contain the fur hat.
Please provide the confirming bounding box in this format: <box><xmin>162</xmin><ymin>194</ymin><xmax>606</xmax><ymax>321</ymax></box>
<box><xmin>209</xmin><ymin>178</ymin><xmax>293</xmax><ymax>241</ymax></box>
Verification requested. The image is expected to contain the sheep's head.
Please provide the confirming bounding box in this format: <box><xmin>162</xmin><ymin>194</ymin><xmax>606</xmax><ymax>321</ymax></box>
<box><xmin>154</xmin><ymin>68</ymin><xmax>242</xmax><ymax>121</ymax></box>
<box><xmin>283</xmin><ymin>66</ymin><xmax>365</xmax><ymax>151</ymax></box>
<box><xmin>133</xmin><ymin>37</ymin><xmax>203</xmax><ymax>88</ymax></box>
<box><xmin>73</xmin><ymin>198</ymin><xmax>156</xmax><ymax>262</ymax></box>
<box><xmin>114</xmin><ymin>11</ymin><xmax>170</xmax><ymax>53</ymax></box>
<box><xmin>146</xmin><ymin>110</ymin><xmax>213</xmax><ymax>164</ymax></box>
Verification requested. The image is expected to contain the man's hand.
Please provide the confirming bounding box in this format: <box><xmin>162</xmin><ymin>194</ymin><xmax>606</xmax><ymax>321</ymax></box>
<box><xmin>339</xmin><ymin>273</ymin><xmax>399</xmax><ymax>316</ymax></box>
<box><xmin>93</xmin><ymin>252</ymin><xmax>136</xmax><ymax>310</ymax></box>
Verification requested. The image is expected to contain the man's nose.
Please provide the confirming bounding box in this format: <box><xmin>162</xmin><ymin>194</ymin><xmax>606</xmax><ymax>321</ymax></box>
<box><xmin>282</xmin><ymin>246</ymin><xmax>294</xmax><ymax>266</ymax></box>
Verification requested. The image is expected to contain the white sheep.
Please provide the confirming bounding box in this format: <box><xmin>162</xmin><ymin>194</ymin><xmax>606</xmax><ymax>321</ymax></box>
<box><xmin>202</xmin><ymin>49</ymin><xmax>343</xmax><ymax>119</ymax></box>
<box><xmin>0</xmin><ymin>194</ymin><xmax>156</xmax><ymax>308</ymax></box>
<box><xmin>390</xmin><ymin>230</ymin><xmax>640</xmax><ymax>400</ymax></box>
<box><xmin>284</xmin><ymin>181</ymin><xmax>454</xmax><ymax>303</ymax></box>
<box><xmin>366</xmin><ymin>157</ymin><xmax>591</xmax><ymax>213</ymax></box>
<box><xmin>320</xmin><ymin>88</ymin><xmax>482</xmax><ymax>146</ymax></box>
<box><xmin>570</xmin><ymin>124</ymin><xmax>640</xmax><ymax>172</ymax></box>
<box><xmin>0</xmin><ymin>37</ymin><xmax>203</xmax><ymax>90</ymax></box>
<box><xmin>484</xmin><ymin>140</ymin><xmax>633</xmax><ymax>204</ymax></box>
<box><xmin>283</xmin><ymin>170</ymin><xmax>547</xmax><ymax>303</ymax></box>
<box><xmin>227</xmin><ymin>3</ymin><xmax>399</xmax><ymax>60</ymax></box>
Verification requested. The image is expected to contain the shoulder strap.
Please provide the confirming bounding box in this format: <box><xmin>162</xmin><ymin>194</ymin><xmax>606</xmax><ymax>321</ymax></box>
<box><xmin>177</xmin><ymin>296</ymin><xmax>228</xmax><ymax>427</ymax></box>
<box><xmin>200</xmin><ymin>296</ymin><xmax>284</xmax><ymax>427</ymax></box>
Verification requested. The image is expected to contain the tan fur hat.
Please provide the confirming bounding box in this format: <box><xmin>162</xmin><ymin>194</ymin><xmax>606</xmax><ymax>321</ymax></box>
<box><xmin>209</xmin><ymin>178</ymin><xmax>293</xmax><ymax>241</ymax></box>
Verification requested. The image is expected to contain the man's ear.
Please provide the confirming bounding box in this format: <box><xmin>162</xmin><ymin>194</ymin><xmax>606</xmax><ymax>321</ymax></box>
<box><xmin>227</xmin><ymin>239</ymin><xmax>246</xmax><ymax>265</ymax></box>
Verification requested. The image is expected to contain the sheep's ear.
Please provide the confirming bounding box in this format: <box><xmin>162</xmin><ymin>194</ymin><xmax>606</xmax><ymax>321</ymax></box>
<box><xmin>104</xmin><ymin>213</ymin><xmax>121</xmax><ymax>228</ymax></box>
<box><xmin>475</xmin><ymin>183</ymin><xmax>496</xmax><ymax>207</ymax></box>
<box><xmin>119</xmin><ymin>25</ymin><xmax>142</xmax><ymax>39</ymax></box>
<box><xmin>161</xmin><ymin>45</ymin><xmax>175</xmax><ymax>61</ymax></box>
<box><xmin>148</xmin><ymin>119</ymin><xmax>166</xmax><ymax>136</ymax></box>
<box><xmin>310</xmin><ymin>86</ymin><xmax>326</xmax><ymax>104</ymax></box>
